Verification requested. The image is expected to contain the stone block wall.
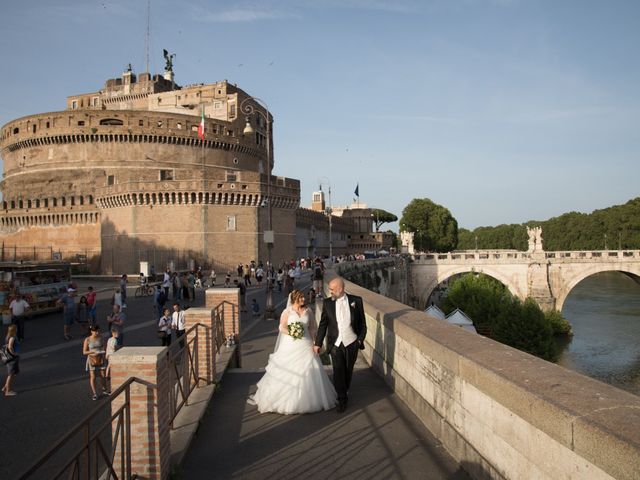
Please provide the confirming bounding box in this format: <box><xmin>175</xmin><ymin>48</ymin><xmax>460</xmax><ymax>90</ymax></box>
<box><xmin>335</xmin><ymin>275</ymin><xmax>640</xmax><ymax>479</ymax></box>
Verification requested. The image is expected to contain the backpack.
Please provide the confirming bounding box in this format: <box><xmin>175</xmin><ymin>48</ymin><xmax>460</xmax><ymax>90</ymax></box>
<box><xmin>314</xmin><ymin>266</ymin><xmax>323</xmax><ymax>280</ymax></box>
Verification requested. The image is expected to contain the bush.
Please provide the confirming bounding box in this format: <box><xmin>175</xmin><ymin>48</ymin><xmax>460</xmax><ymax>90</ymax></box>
<box><xmin>545</xmin><ymin>309</ymin><xmax>573</xmax><ymax>336</ymax></box>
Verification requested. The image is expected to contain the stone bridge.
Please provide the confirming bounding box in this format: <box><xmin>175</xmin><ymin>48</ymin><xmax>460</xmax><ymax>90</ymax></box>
<box><xmin>410</xmin><ymin>249</ymin><xmax>640</xmax><ymax>311</ymax></box>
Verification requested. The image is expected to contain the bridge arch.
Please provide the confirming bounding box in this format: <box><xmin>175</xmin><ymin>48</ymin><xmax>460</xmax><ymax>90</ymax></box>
<box><xmin>555</xmin><ymin>264</ymin><xmax>640</xmax><ymax>311</ymax></box>
<box><xmin>417</xmin><ymin>266</ymin><xmax>524</xmax><ymax>310</ymax></box>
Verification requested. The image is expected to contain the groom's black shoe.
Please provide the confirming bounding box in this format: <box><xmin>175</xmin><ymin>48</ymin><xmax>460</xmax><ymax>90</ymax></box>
<box><xmin>336</xmin><ymin>399</ymin><xmax>347</xmax><ymax>413</ymax></box>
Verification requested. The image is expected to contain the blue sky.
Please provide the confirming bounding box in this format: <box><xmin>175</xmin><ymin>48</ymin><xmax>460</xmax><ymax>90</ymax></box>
<box><xmin>1</xmin><ymin>0</ymin><xmax>639</xmax><ymax>229</ymax></box>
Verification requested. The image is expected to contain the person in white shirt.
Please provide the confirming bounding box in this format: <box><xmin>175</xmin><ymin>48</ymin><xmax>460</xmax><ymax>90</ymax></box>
<box><xmin>9</xmin><ymin>294</ymin><xmax>30</xmax><ymax>341</ymax></box>
<box><xmin>171</xmin><ymin>303</ymin><xmax>186</xmax><ymax>346</ymax></box>
<box><xmin>314</xmin><ymin>277</ymin><xmax>367</xmax><ymax>413</ymax></box>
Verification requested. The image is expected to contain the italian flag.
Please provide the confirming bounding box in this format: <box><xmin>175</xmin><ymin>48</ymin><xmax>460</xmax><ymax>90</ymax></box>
<box><xmin>198</xmin><ymin>108</ymin><xmax>205</xmax><ymax>140</ymax></box>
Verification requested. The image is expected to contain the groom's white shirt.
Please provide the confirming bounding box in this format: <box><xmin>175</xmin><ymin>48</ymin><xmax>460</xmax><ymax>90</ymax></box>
<box><xmin>335</xmin><ymin>294</ymin><xmax>357</xmax><ymax>347</ymax></box>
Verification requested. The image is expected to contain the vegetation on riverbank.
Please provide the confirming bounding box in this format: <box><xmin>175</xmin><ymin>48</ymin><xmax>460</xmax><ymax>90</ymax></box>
<box><xmin>441</xmin><ymin>273</ymin><xmax>572</xmax><ymax>361</ymax></box>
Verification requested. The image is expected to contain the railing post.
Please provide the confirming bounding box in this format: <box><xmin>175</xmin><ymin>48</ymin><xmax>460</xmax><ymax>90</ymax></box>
<box><xmin>205</xmin><ymin>287</ymin><xmax>240</xmax><ymax>340</ymax></box>
<box><xmin>109</xmin><ymin>347</ymin><xmax>171</xmax><ymax>480</ymax></box>
<box><xmin>184</xmin><ymin>308</ymin><xmax>216</xmax><ymax>385</ymax></box>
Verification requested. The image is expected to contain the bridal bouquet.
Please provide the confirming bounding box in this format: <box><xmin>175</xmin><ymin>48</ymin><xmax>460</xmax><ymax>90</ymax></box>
<box><xmin>288</xmin><ymin>321</ymin><xmax>304</xmax><ymax>340</ymax></box>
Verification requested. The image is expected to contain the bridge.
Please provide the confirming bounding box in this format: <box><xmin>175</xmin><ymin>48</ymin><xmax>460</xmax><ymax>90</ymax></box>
<box><xmin>16</xmin><ymin>266</ymin><xmax>640</xmax><ymax>480</ymax></box>
<box><xmin>410</xmin><ymin>249</ymin><xmax>640</xmax><ymax>311</ymax></box>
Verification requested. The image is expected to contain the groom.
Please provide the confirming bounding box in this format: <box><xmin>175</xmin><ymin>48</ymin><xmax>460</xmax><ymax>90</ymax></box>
<box><xmin>314</xmin><ymin>277</ymin><xmax>367</xmax><ymax>413</ymax></box>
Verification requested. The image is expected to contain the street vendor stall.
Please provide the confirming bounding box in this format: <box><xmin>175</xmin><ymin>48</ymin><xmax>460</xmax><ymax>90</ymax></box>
<box><xmin>0</xmin><ymin>262</ymin><xmax>72</xmax><ymax>322</ymax></box>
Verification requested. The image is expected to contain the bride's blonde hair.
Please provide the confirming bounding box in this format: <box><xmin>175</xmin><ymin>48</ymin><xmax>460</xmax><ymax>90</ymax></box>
<box><xmin>289</xmin><ymin>289</ymin><xmax>305</xmax><ymax>306</ymax></box>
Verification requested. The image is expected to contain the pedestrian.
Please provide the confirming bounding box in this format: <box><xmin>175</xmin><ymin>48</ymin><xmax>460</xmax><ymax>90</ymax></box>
<box><xmin>105</xmin><ymin>327</ymin><xmax>120</xmax><ymax>380</ymax></box>
<box><xmin>83</xmin><ymin>325</ymin><xmax>107</xmax><ymax>400</ymax></box>
<box><xmin>188</xmin><ymin>271</ymin><xmax>196</xmax><ymax>300</ymax></box>
<box><xmin>209</xmin><ymin>269</ymin><xmax>217</xmax><ymax>287</ymax></box>
<box><xmin>112</xmin><ymin>288</ymin><xmax>124</xmax><ymax>310</ymax></box>
<box><xmin>76</xmin><ymin>296</ymin><xmax>90</xmax><ymax>334</ymax></box>
<box><xmin>171</xmin><ymin>272</ymin><xmax>179</xmax><ymax>301</ymax></box>
<box><xmin>234</xmin><ymin>280</ymin><xmax>247</xmax><ymax>312</ymax></box>
<box><xmin>181</xmin><ymin>274</ymin><xmax>190</xmax><ymax>301</ymax></box>
<box><xmin>107</xmin><ymin>304</ymin><xmax>125</xmax><ymax>347</ymax></box>
<box><xmin>255</xmin><ymin>267</ymin><xmax>264</xmax><ymax>287</ymax></box>
<box><xmin>313</xmin><ymin>258</ymin><xmax>325</xmax><ymax>298</ymax></box>
<box><xmin>86</xmin><ymin>286</ymin><xmax>97</xmax><ymax>327</ymax></box>
<box><xmin>171</xmin><ymin>303</ymin><xmax>186</xmax><ymax>346</ymax></box>
<box><xmin>162</xmin><ymin>268</ymin><xmax>171</xmax><ymax>297</ymax></box>
<box><xmin>2</xmin><ymin>324</ymin><xmax>20</xmax><ymax>397</ymax></box>
<box><xmin>251</xmin><ymin>298</ymin><xmax>260</xmax><ymax>317</ymax></box>
<box><xmin>155</xmin><ymin>287</ymin><xmax>167</xmax><ymax>320</ymax></box>
<box><xmin>243</xmin><ymin>264</ymin><xmax>252</xmax><ymax>286</ymax></box>
<box><xmin>9</xmin><ymin>294</ymin><xmax>29</xmax><ymax>342</ymax></box>
<box><xmin>224</xmin><ymin>272</ymin><xmax>231</xmax><ymax>287</ymax></box>
<box><xmin>308</xmin><ymin>288</ymin><xmax>317</xmax><ymax>304</ymax></box>
<box><xmin>158</xmin><ymin>308</ymin><xmax>172</xmax><ymax>346</ymax></box>
<box><xmin>57</xmin><ymin>287</ymin><xmax>77</xmax><ymax>340</ymax></box>
<box><xmin>276</xmin><ymin>269</ymin><xmax>284</xmax><ymax>292</ymax></box>
<box><xmin>119</xmin><ymin>274</ymin><xmax>128</xmax><ymax>305</ymax></box>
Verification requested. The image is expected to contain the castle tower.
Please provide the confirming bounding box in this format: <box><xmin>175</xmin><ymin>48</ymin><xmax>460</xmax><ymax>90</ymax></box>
<box><xmin>311</xmin><ymin>190</ymin><xmax>326</xmax><ymax>212</ymax></box>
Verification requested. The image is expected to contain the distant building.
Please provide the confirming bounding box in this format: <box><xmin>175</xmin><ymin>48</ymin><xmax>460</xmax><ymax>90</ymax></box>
<box><xmin>0</xmin><ymin>65</ymin><xmax>300</xmax><ymax>273</ymax></box>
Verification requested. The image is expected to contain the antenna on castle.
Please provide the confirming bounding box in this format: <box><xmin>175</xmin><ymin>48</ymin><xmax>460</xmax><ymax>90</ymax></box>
<box><xmin>145</xmin><ymin>0</ymin><xmax>150</xmax><ymax>73</ymax></box>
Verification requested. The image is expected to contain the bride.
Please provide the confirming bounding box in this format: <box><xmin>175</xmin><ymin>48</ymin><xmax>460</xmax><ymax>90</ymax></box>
<box><xmin>249</xmin><ymin>289</ymin><xmax>337</xmax><ymax>414</ymax></box>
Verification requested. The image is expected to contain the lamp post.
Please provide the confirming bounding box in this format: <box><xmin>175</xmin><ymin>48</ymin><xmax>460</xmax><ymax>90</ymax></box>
<box><xmin>241</xmin><ymin>97</ymin><xmax>276</xmax><ymax>320</ymax></box>
<box><xmin>318</xmin><ymin>177</ymin><xmax>332</xmax><ymax>259</ymax></box>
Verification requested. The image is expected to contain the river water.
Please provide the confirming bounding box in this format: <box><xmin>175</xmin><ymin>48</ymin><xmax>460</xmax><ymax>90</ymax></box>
<box><xmin>558</xmin><ymin>271</ymin><xmax>640</xmax><ymax>397</ymax></box>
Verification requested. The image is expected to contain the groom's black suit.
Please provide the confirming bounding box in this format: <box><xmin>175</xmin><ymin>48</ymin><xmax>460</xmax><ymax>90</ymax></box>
<box><xmin>315</xmin><ymin>293</ymin><xmax>367</xmax><ymax>408</ymax></box>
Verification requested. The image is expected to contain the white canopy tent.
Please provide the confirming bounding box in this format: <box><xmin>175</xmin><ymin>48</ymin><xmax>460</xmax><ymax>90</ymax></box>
<box><xmin>445</xmin><ymin>308</ymin><xmax>477</xmax><ymax>334</ymax></box>
<box><xmin>424</xmin><ymin>304</ymin><xmax>445</xmax><ymax>320</ymax></box>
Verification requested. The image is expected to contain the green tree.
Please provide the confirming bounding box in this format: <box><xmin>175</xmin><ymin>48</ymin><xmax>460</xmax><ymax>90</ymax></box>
<box><xmin>400</xmin><ymin>198</ymin><xmax>458</xmax><ymax>252</ymax></box>
<box><xmin>371</xmin><ymin>208</ymin><xmax>398</xmax><ymax>232</ymax></box>
<box><xmin>493</xmin><ymin>298</ymin><xmax>557</xmax><ymax>361</ymax></box>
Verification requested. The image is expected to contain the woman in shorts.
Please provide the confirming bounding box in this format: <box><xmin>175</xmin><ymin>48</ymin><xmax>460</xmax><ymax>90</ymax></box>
<box><xmin>83</xmin><ymin>325</ymin><xmax>107</xmax><ymax>400</ymax></box>
<box><xmin>2</xmin><ymin>324</ymin><xmax>20</xmax><ymax>396</ymax></box>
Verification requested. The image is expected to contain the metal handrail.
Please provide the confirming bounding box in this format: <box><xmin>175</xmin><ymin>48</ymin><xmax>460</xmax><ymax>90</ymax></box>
<box><xmin>19</xmin><ymin>377</ymin><xmax>150</xmax><ymax>480</ymax></box>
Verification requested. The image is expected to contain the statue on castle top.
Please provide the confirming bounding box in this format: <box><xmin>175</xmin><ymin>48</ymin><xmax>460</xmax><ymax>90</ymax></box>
<box><xmin>126</xmin><ymin>63</ymin><xmax>132</xmax><ymax>72</ymax></box>
<box><xmin>163</xmin><ymin>49</ymin><xmax>175</xmax><ymax>72</ymax></box>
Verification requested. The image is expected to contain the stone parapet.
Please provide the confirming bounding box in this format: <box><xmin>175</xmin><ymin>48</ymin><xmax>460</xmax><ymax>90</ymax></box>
<box><xmin>205</xmin><ymin>287</ymin><xmax>240</xmax><ymax>339</ymax></box>
<box><xmin>184</xmin><ymin>308</ymin><xmax>216</xmax><ymax>385</ymax></box>
<box><xmin>333</xmin><ymin>274</ymin><xmax>640</xmax><ymax>479</ymax></box>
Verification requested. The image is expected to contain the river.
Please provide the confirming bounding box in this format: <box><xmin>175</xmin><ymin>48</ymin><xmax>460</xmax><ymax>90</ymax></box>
<box><xmin>558</xmin><ymin>271</ymin><xmax>640</xmax><ymax>397</ymax></box>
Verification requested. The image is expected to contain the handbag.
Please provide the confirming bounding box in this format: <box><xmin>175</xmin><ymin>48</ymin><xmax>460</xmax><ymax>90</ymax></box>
<box><xmin>0</xmin><ymin>344</ymin><xmax>15</xmax><ymax>364</ymax></box>
<box><xmin>89</xmin><ymin>353</ymin><xmax>104</xmax><ymax>367</ymax></box>
<box><xmin>157</xmin><ymin>330</ymin><xmax>168</xmax><ymax>339</ymax></box>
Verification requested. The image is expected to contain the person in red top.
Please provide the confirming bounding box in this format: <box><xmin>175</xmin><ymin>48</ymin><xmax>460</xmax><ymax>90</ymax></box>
<box><xmin>86</xmin><ymin>286</ymin><xmax>97</xmax><ymax>327</ymax></box>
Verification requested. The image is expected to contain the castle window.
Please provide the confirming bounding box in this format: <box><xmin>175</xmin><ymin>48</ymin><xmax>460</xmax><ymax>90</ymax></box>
<box><xmin>71</xmin><ymin>197</ymin><xmax>75</xmax><ymax>206</ymax></box>
<box><xmin>32</xmin><ymin>125</ymin><xmax>36</xmax><ymax>133</ymax></box>
<box><xmin>157</xmin><ymin>120</ymin><xmax>163</xmax><ymax>127</ymax></box>
<box><xmin>44</xmin><ymin>199</ymin><xmax>48</xmax><ymax>207</ymax></box>
<box><xmin>139</xmin><ymin>119</ymin><xmax>144</xmax><ymax>126</ymax></box>
<box><xmin>229</xmin><ymin>104</ymin><xmax>236</xmax><ymax>118</ymax></box>
<box><xmin>10</xmin><ymin>201</ymin><xmax>15</xmax><ymax>209</ymax></box>
<box><xmin>107</xmin><ymin>175</ymin><xmax>115</xmax><ymax>186</ymax></box>
<box><xmin>77</xmin><ymin>121</ymin><xmax>85</xmax><ymax>126</ymax></box>
<box><xmin>177</xmin><ymin>122</ymin><xmax>182</xmax><ymax>130</ymax></box>
<box><xmin>46</xmin><ymin>121</ymin><xmax>50</xmax><ymax>128</ymax></box>
<box><xmin>214</xmin><ymin>101</ymin><xmax>221</xmax><ymax>109</ymax></box>
<box><xmin>160</xmin><ymin>169</ymin><xmax>174</xmax><ymax>181</ymax></box>
<box><xmin>93</xmin><ymin>97</ymin><xmax>99</xmax><ymax>107</ymax></box>
<box><xmin>226</xmin><ymin>171</ymin><xmax>238</xmax><ymax>183</ymax></box>
<box><xmin>61</xmin><ymin>198</ymin><xmax>66</xmax><ymax>207</ymax></box>
<box><xmin>13</xmin><ymin>127</ymin><xmax>19</xmax><ymax>134</ymax></box>
<box><xmin>52</xmin><ymin>199</ymin><xmax>57</xmax><ymax>207</ymax></box>
<box><xmin>19</xmin><ymin>200</ymin><xmax>23</xmax><ymax>209</ymax></box>
<box><xmin>72</xmin><ymin>100</ymin><xmax>78</xmax><ymax>109</ymax></box>
<box><xmin>227</xmin><ymin>215</ymin><xmax>237</xmax><ymax>231</ymax></box>
<box><xmin>100</xmin><ymin>118</ymin><xmax>123</xmax><ymax>126</ymax></box>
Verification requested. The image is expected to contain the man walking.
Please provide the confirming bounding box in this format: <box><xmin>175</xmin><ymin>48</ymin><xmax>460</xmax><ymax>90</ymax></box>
<box><xmin>314</xmin><ymin>277</ymin><xmax>366</xmax><ymax>413</ymax></box>
<box><xmin>9</xmin><ymin>294</ymin><xmax>30</xmax><ymax>341</ymax></box>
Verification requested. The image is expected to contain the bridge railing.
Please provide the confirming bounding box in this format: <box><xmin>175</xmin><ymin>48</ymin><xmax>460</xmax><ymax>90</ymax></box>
<box><xmin>414</xmin><ymin>249</ymin><xmax>640</xmax><ymax>262</ymax></box>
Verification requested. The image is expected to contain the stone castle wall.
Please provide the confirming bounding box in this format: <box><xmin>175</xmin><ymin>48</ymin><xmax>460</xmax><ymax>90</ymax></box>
<box><xmin>1</xmin><ymin>108</ymin><xmax>300</xmax><ymax>273</ymax></box>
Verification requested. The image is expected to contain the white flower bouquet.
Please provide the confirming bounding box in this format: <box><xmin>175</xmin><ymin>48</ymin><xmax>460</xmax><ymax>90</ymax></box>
<box><xmin>288</xmin><ymin>321</ymin><xmax>304</xmax><ymax>340</ymax></box>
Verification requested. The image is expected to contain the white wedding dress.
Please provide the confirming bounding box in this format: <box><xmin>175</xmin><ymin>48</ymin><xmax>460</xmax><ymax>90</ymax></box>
<box><xmin>251</xmin><ymin>306</ymin><xmax>337</xmax><ymax>414</ymax></box>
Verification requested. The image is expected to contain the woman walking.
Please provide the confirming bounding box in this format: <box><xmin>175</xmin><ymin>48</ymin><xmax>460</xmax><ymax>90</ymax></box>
<box><xmin>157</xmin><ymin>308</ymin><xmax>172</xmax><ymax>346</ymax></box>
<box><xmin>83</xmin><ymin>325</ymin><xmax>107</xmax><ymax>400</ymax></box>
<box><xmin>2</xmin><ymin>324</ymin><xmax>20</xmax><ymax>397</ymax></box>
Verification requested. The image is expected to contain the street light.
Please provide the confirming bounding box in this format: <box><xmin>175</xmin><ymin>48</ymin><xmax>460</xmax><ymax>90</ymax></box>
<box><xmin>318</xmin><ymin>177</ymin><xmax>332</xmax><ymax>259</ymax></box>
<box><xmin>241</xmin><ymin>97</ymin><xmax>276</xmax><ymax>320</ymax></box>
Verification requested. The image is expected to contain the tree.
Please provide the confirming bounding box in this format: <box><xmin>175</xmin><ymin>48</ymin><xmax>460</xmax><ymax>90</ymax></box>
<box><xmin>400</xmin><ymin>198</ymin><xmax>458</xmax><ymax>252</ymax></box>
<box><xmin>371</xmin><ymin>208</ymin><xmax>398</xmax><ymax>232</ymax></box>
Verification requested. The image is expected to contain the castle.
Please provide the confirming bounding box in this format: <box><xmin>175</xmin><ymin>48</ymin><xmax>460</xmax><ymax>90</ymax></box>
<box><xmin>0</xmin><ymin>64</ymin><xmax>392</xmax><ymax>273</ymax></box>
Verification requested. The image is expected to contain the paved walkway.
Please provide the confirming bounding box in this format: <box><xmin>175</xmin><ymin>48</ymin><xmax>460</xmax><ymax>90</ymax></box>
<box><xmin>181</xmin><ymin>279</ymin><xmax>468</xmax><ymax>479</ymax></box>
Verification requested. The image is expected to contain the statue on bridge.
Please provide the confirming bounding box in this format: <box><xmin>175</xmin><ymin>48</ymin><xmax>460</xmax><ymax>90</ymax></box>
<box><xmin>527</xmin><ymin>226</ymin><xmax>544</xmax><ymax>252</ymax></box>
